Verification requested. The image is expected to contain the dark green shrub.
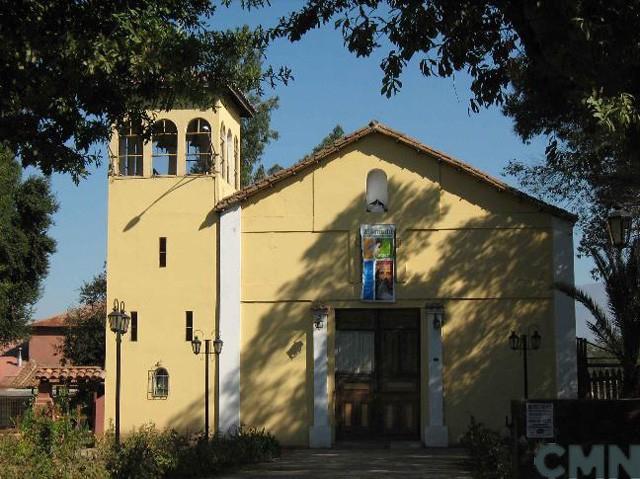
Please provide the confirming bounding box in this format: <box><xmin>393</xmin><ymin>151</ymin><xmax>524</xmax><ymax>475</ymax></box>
<box><xmin>101</xmin><ymin>424</ymin><xmax>188</xmax><ymax>479</ymax></box>
<box><xmin>173</xmin><ymin>425</ymin><xmax>281</xmax><ymax>477</ymax></box>
<box><xmin>220</xmin><ymin>425</ymin><xmax>281</xmax><ymax>465</ymax></box>
<box><xmin>0</xmin><ymin>413</ymin><xmax>279</xmax><ymax>479</ymax></box>
<box><xmin>101</xmin><ymin>423</ymin><xmax>280</xmax><ymax>478</ymax></box>
<box><xmin>0</xmin><ymin>406</ymin><xmax>107</xmax><ymax>479</ymax></box>
<box><xmin>461</xmin><ymin>417</ymin><xmax>512</xmax><ymax>479</ymax></box>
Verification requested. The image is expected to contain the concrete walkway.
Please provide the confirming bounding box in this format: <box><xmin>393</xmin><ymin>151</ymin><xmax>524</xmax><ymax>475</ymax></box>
<box><xmin>219</xmin><ymin>448</ymin><xmax>473</xmax><ymax>478</ymax></box>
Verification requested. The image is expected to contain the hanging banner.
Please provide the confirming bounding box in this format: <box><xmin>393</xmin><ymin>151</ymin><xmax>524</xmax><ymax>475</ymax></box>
<box><xmin>360</xmin><ymin>224</ymin><xmax>396</xmax><ymax>302</ymax></box>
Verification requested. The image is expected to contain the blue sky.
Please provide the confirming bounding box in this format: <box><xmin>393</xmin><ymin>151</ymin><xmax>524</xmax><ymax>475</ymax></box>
<box><xmin>33</xmin><ymin>2</ymin><xmax>595</xmax><ymax>319</ymax></box>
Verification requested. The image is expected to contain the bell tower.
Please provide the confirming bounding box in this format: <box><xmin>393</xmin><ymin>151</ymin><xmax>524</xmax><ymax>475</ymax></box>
<box><xmin>104</xmin><ymin>91</ymin><xmax>253</xmax><ymax>435</ymax></box>
<box><xmin>109</xmin><ymin>89</ymin><xmax>253</xmax><ymax>196</ymax></box>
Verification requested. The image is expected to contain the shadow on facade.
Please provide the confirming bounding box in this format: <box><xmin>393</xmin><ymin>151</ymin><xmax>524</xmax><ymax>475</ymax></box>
<box><xmin>160</xmin><ymin>142</ymin><xmax>557</xmax><ymax>443</ymax></box>
<box><xmin>121</xmin><ymin>176</ymin><xmax>201</xmax><ymax>232</ymax></box>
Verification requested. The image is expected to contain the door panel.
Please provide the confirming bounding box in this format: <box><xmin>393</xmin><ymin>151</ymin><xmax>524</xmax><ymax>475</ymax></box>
<box><xmin>335</xmin><ymin>309</ymin><xmax>420</xmax><ymax>440</ymax></box>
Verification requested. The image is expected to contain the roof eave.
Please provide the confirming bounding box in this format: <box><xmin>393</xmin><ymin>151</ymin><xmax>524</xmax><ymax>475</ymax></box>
<box><xmin>227</xmin><ymin>87</ymin><xmax>256</xmax><ymax>118</ymax></box>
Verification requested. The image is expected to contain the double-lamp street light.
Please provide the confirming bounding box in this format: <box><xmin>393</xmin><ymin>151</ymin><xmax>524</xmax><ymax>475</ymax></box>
<box><xmin>191</xmin><ymin>333</ymin><xmax>223</xmax><ymax>439</ymax></box>
<box><xmin>509</xmin><ymin>329</ymin><xmax>542</xmax><ymax>400</ymax></box>
<box><xmin>108</xmin><ymin>298</ymin><xmax>130</xmax><ymax>447</ymax></box>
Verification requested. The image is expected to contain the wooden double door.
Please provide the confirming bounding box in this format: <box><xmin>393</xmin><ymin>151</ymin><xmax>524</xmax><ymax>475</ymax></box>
<box><xmin>335</xmin><ymin>309</ymin><xmax>420</xmax><ymax>440</ymax></box>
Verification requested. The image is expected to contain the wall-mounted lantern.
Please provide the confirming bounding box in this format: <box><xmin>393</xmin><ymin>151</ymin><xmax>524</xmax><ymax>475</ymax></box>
<box><xmin>425</xmin><ymin>303</ymin><xmax>445</xmax><ymax>329</ymax></box>
<box><xmin>311</xmin><ymin>303</ymin><xmax>330</xmax><ymax>330</ymax></box>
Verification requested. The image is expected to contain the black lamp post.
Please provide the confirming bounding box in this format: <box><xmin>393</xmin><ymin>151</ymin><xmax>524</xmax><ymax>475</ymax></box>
<box><xmin>509</xmin><ymin>329</ymin><xmax>541</xmax><ymax>399</ymax></box>
<box><xmin>191</xmin><ymin>333</ymin><xmax>223</xmax><ymax>439</ymax></box>
<box><xmin>607</xmin><ymin>208</ymin><xmax>632</xmax><ymax>248</ymax></box>
<box><xmin>108</xmin><ymin>298</ymin><xmax>130</xmax><ymax>447</ymax></box>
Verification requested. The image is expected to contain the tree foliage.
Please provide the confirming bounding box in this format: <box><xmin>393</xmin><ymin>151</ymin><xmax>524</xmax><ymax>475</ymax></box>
<box><xmin>0</xmin><ymin>147</ymin><xmax>57</xmax><ymax>345</ymax></box>
<box><xmin>62</xmin><ymin>269</ymin><xmax>106</xmax><ymax>367</ymax></box>
<box><xmin>269</xmin><ymin>1</ymin><xmax>640</xmax><ymax>208</ymax></box>
<box><xmin>0</xmin><ymin>1</ymin><xmax>289</xmax><ymax>181</ymax></box>
<box><xmin>307</xmin><ymin>125</ymin><xmax>344</xmax><ymax>157</ymax></box>
<box><xmin>241</xmin><ymin>94</ymin><xmax>280</xmax><ymax>186</ymax></box>
<box><xmin>251</xmin><ymin>163</ymin><xmax>285</xmax><ymax>183</ymax></box>
<box><xmin>251</xmin><ymin>123</ymin><xmax>345</xmax><ymax>182</ymax></box>
<box><xmin>556</xmin><ymin>237</ymin><xmax>640</xmax><ymax>397</ymax></box>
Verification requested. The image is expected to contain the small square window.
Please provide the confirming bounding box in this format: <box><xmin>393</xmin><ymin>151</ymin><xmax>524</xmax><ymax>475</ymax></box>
<box><xmin>130</xmin><ymin>312</ymin><xmax>138</xmax><ymax>342</ymax></box>
<box><xmin>186</xmin><ymin>312</ymin><xmax>193</xmax><ymax>341</ymax></box>
<box><xmin>159</xmin><ymin>237</ymin><xmax>167</xmax><ymax>268</ymax></box>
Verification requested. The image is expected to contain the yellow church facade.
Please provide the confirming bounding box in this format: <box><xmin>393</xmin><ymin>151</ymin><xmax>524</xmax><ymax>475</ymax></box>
<box><xmin>105</xmin><ymin>98</ymin><xmax>577</xmax><ymax>447</ymax></box>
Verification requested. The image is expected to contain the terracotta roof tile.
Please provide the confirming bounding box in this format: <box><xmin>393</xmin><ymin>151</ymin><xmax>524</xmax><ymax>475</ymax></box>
<box><xmin>8</xmin><ymin>360</ymin><xmax>39</xmax><ymax>389</ymax></box>
<box><xmin>215</xmin><ymin>121</ymin><xmax>576</xmax><ymax>222</ymax></box>
<box><xmin>34</xmin><ymin>366</ymin><xmax>105</xmax><ymax>383</ymax></box>
<box><xmin>5</xmin><ymin>364</ymin><xmax>105</xmax><ymax>388</ymax></box>
<box><xmin>31</xmin><ymin>313</ymin><xmax>68</xmax><ymax>328</ymax></box>
<box><xmin>31</xmin><ymin>303</ymin><xmax>105</xmax><ymax>329</ymax></box>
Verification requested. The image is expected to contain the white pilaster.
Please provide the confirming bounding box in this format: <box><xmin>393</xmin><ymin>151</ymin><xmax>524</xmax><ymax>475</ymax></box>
<box><xmin>219</xmin><ymin>205</ymin><xmax>242</xmax><ymax>432</ymax></box>
<box><xmin>309</xmin><ymin>322</ymin><xmax>331</xmax><ymax>448</ymax></box>
<box><xmin>552</xmin><ymin>217</ymin><xmax>578</xmax><ymax>398</ymax></box>
<box><xmin>424</xmin><ymin>304</ymin><xmax>448</xmax><ymax>447</ymax></box>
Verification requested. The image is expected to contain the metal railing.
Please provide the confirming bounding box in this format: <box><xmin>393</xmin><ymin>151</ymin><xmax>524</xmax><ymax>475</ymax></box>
<box><xmin>577</xmin><ymin>337</ymin><xmax>624</xmax><ymax>399</ymax></box>
<box><xmin>0</xmin><ymin>395</ymin><xmax>31</xmax><ymax>429</ymax></box>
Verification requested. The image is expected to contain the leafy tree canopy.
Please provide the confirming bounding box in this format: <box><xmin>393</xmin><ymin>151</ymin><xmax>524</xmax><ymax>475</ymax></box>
<box><xmin>61</xmin><ymin>269</ymin><xmax>106</xmax><ymax>367</ymax></box>
<box><xmin>241</xmin><ymin>94</ymin><xmax>280</xmax><ymax>186</ymax></box>
<box><xmin>1</xmin><ymin>1</ymin><xmax>289</xmax><ymax>181</ymax></box>
<box><xmin>269</xmin><ymin>1</ymin><xmax>640</xmax><ymax>209</ymax></box>
<box><xmin>250</xmin><ymin>124</ymin><xmax>345</xmax><ymax>183</ymax></box>
<box><xmin>308</xmin><ymin>125</ymin><xmax>344</xmax><ymax>157</ymax></box>
<box><xmin>251</xmin><ymin>162</ymin><xmax>284</xmax><ymax>183</ymax></box>
<box><xmin>0</xmin><ymin>147</ymin><xmax>57</xmax><ymax>345</ymax></box>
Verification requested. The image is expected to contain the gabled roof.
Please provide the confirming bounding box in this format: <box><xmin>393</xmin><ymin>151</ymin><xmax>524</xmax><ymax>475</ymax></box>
<box><xmin>215</xmin><ymin>121</ymin><xmax>576</xmax><ymax>222</ymax></box>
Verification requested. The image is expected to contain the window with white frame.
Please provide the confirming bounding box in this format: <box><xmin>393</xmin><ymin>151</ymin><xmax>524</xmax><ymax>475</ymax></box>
<box><xmin>220</xmin><ymin>124</ymin><xmax>227</xmax><ymax>181</ymax></box>
<box><xmin>226</xmin><ymin>129</ymin><xmax>233</xmax><ymax>183</ymax></box>
<box><xmin>186</xmin><ymin>118</ymin><xmax>212</xmax><ymax>174</ymax></box>
<box><xmin>234</xmin><ymin>136</ymin><xmax>239</xmax><ymax>187</ymax></box>
<box><xmin>117</xmin><ymin>122</ymin><xmax>143</xmax><ymax>176</ymax></box>
<box><xmin>152</xmin><ymin>119</ymin><xmax>178</xmax><ymax>175</ymax></box>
